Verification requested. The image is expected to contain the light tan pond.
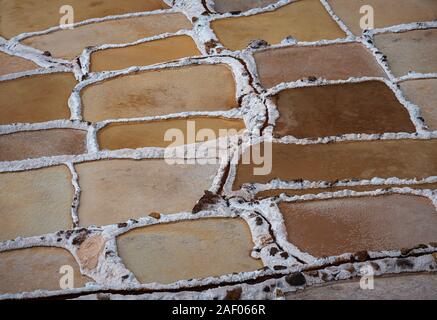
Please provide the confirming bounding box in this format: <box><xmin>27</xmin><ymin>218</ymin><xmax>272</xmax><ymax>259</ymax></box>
<box><xmin>0</xmin><ymin>247</ymin><xmax>91</xmax><ymax>294</ymax></box>
<box><xmin>374</xmin><ymin>29</ymin><xmax>437</xmax><ymax>77</ymax></box>
<box><xmin>288</xmin><ymin>274</ymin><xmax>437</xmax><ymax>300</ymax></box>
<box><xmin>212</xmin><ymin>0</ymin><xmax>345</xmax><ymax>50</ymax></box>
<box><xmin>76</xmin><ymin>160</ymin><xmax>220</xmax><ymax>227</ymax></box>
<box><xmin>0</xmin><ymin>52</ymin><xmax>38</xmax><ymax>76</ymax></box>
<box><xmin>0</xmin><ymin>129</ymin><xmax>87</xmax><ymax>161</ymax></box>
<box><xmin>401</xmin><ymin>79</ymin><xmax>437</xmax><ymax>131</ymax></box>
<box><xmin>214</xmin><ymin>0</ymin><xmax>278</xmax><ymax>13</ymax></box>
<box><xmin>116</xmin><ymin>218</ymin><xmax>262</xmax><ymax>284</ymax></box>
<box><xmin>98</xmin><ymin>117</ymin><xmax>245</xmax><ymax>150</ymax></box>
<box><xmin>0</xmin><ymin>73</ymin><xmax>76</xmax><ymax>125</ymax></box>
<box><xmin>90</xmin><ymin>35</ymin><xmax>200</xmax><ymax>72</ymax></box>
<box><xmin>0</xmin><ymin>166</ymin><xmax>73</xmax><ymax>242</ymax></box>
<box><xmin>328</xmin><ymin>0</ymin><xmax>437</xmax><ymax>36</ymax></box>
<box><xmin>82</xmin><ymin>64</ymin><xmax>238</xmax><ymax>122</ymax></box>
<box><xmin>254</xmin><ymin>43</ymin><xmax>386</xmax><ymax>88</ymax></box>
<box><xmin>0</xmin><ymin>0</ymin><xmax>169</xmax><ymax>38</ymax></box>
<box><xmin>23</xmin><ymin>13</ymin><xmax>190</xmax><ymax>60</ymax></box>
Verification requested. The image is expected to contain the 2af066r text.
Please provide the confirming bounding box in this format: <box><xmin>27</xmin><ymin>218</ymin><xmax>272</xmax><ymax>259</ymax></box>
<box><xmin>172</xmin><ymin>304</ymin><xmax>267</xmax><ymax>318</ymax></box>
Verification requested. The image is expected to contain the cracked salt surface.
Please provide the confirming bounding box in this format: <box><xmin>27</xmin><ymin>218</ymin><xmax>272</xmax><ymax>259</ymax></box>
<box><xmin>0</xmin><ymin>0</ymin><xmax>436</xmax><ymax>300</ymax></box>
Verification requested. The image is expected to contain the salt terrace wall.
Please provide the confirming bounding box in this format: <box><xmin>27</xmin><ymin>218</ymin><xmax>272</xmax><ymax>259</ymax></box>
<box><xmin>0</xmin><ymin>0</ymin><xmax>436</xmax><ymax>300</ymax></box>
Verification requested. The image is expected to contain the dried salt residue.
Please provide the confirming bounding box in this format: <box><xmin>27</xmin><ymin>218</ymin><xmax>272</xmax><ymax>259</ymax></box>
<box><xmin>0</xmin><ymin>0</ymin><xmax>436</xmax><ymax>300</ymax></box>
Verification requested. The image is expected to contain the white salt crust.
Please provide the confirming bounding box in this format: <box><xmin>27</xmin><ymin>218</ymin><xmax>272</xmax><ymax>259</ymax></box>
<box><xmin>0</xmin><ymin>0</ymin><xmax>436</xmax><ymax>300</ymax></box>
<box><xmin>77</xmin><ymin>254</ymin><xmax>437</xmax><ymax>300</ymax></box>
